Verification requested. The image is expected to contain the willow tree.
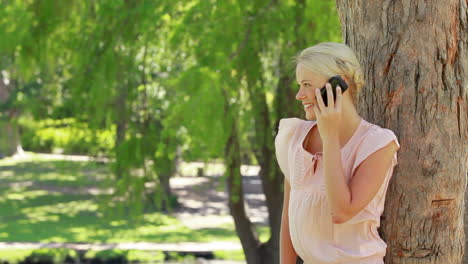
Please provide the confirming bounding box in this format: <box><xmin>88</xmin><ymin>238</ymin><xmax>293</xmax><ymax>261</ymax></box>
<box><xmin>170</xmin><ymin>0</ymin><xmax>341</xmax><ymax>263</ymax></box>
<box><xmin>0</xmin><ymin>0</ymin><xmax>182</xmax><ymax>216</ymax></box>
<box><xmin>61</xmin><ymin>0</ymin><xmax>183</xmax><ymax>215</ymax></box>
<box><xmin>335</xmin><ymin>1</ymin><xmax>467</xmax><ymax>263</ymax></box>
<box><xmin>0</xmin><ymin>0</ymin><xmax>75</xmax><ymax>157</ymax></box>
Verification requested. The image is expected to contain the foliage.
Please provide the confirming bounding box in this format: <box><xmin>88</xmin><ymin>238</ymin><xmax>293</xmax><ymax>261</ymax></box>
<box><xmin>19</xmin><ymin>248</ymin><xmax>78</xmax><ymax>264</ymax></box>
<box><xmin>0</xmin><ymin>1</ymin><xmax>342</xmax><ymax>262</ymax></box>
<box><xmin>19</xmin><ymin>117</ymin><xmax>114</xmax><ymax>155</ymax></box>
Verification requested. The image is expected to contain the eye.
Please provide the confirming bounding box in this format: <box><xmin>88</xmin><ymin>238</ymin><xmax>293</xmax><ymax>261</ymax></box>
<box><xmin>296</xmin><ymin>83</ymin><xmax>311</xmax><ymax>88</ymax></box>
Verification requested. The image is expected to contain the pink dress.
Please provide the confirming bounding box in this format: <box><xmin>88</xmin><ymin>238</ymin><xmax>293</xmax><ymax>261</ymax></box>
<box><xmin>275</xmin><ymin>117</ymin><xmax>400</xmax><ymax>264</ymax></box>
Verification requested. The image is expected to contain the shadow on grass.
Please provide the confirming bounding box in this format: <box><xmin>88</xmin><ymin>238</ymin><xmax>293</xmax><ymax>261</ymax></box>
<box><xmin>0</xmin><ymin>190</ymin><xmax>239</xmax><ymax>243</ymax></box>
<box><xmin>0</xmin><ymin>156</ymin><xmax>242</xmax><ymax>244</ymax></box>
<box><xmin>0</xmin><ymin>158</ymin><xmax>109</xmax><ymax>188</ymax></box>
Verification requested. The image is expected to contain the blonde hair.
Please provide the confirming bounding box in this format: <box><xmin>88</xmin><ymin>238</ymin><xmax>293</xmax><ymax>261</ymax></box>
<box><xmin>291</xmin><ymin>42</ymin><xmax>365</xmax><ymax>106</ymax></box>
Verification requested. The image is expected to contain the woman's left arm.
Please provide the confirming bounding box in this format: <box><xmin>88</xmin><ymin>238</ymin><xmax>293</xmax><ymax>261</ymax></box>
<box><xmin>323</xmin><ymin>136</ymin><xmax>398</xmax><ymax>224</ymax></box>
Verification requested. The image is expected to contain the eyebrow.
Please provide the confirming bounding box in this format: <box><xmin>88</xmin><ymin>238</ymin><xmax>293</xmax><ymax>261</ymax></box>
<box><xmin>297</xmin><ymin>80</ymin><xmax>311</xmax><ymax>84</ymax></box>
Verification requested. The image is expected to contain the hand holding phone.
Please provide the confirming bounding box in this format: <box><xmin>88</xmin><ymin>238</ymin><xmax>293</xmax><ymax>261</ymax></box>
<box><xmin>320</xmin><ymin>75</ymin><xmax>348</xmax><ymax>107</ymax></box>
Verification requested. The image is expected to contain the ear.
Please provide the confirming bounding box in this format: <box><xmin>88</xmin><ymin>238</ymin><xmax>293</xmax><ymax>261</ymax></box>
<box><xmin>341</xmin><ymin>75</ymin><xmax>350</xmax><ymax>86</ymax></box>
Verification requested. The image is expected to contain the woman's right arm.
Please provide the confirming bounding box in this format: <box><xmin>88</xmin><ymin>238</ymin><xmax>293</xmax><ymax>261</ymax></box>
<box><xmin>280</xmin><ymin>179</ymin><xmax>297</xmax><ymax>264</ymax></box>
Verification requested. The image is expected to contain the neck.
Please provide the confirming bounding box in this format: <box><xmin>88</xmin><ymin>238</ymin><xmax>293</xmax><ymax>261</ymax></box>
<box><xmin>337</xmin><ymin>103</ymin><xmax>361</xmax><ymax>148</ymax></box>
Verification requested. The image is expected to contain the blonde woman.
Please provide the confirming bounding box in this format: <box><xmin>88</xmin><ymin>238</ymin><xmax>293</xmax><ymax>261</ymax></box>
<box><xmin>275</xmin><ymin>42</ymin><xmax>400</xmax><ymax>264</ymax></box>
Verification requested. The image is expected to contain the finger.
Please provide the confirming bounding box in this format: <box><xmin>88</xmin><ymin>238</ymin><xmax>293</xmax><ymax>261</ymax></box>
<box><xmin>336</xmin><ymin>86</ymin><xmax>342</xmax><ymax>112</ymax></box>
<box><xmin>315</xmin><ymin>88</ymin><xmax>326</xmax><ymax>111</ymax></box>
<box><xmin>326</xmin><ymin>83</ymin><xmax>334</xmax><ymax>109</ymax></box>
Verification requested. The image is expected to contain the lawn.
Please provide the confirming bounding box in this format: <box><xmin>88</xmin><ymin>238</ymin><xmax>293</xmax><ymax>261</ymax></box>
<box><xmin>0</xmin><ymin>152</ymin><xmax>268</xmax><ymax>262</ymax></box>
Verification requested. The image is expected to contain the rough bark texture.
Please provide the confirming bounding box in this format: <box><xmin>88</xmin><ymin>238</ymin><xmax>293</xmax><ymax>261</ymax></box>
<box><xmin>335</xmin><ymin>0</ymin><xmax>467</xmax><ymax>263</ymax></box>
<box><xmin>465</xmin><ymin>190</ymin><xmax>468</xmax><ymax>263</ymax></box>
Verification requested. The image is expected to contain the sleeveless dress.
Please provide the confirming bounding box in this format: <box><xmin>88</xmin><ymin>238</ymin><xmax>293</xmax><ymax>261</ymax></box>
<box><xmin>275</xmin><ymin>117</ymin><xmax>400</xmax><ymax>264</ymax></box>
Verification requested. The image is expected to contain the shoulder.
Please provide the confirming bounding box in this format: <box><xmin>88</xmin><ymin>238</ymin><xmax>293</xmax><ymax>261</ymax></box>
<box><xmin>275</xmin><ymin>117</ymin><xmax>306</xmax><ymax>142</ymax></box>
<box><xmin>351</xmin><ymin>122</ymin><xmax>400</xmax><ymax>172</ymax></box>
<box><xmin>278</xmin><ymin>117</ymin><xmax>305</xmax><ymax>132</ymax></box>
<box><xmin>363</xmin><ymin>124</ymin><xmax>400</xmax><ymax>151</ymax></box>
<box><xmin>275</xmin><ymin>117</ymin><xmax>307</xmax><ymax>155</ymax></box>
<box><xmin>274</xmin><ymin>117</ymin><xmax>307</xmax><ymax>181</ymax></box>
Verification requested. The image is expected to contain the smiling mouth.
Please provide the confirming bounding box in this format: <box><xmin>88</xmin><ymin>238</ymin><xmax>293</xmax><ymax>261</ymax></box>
<box><xmin>303</xmin><ymin>104</ymin><xmax>314</xmax><ymax>110</ymax></box>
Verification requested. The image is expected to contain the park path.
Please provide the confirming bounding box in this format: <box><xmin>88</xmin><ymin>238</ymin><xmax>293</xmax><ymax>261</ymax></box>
<box><xmin>170</xmin><ymin>161</ymin><xmax>268</xmax><ymax>229</ymax></box>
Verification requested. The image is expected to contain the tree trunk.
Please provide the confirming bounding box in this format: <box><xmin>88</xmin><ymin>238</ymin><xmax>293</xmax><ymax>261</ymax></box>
<box><xmin>225</xmin><ymin>118</ymin><xmax>264</xmax><ymax>264</ymax></box>
<box><xmin>272</xmin><ymin>1</ymin><xmax>309</xmax><ymax>262</ymax></box>
<box><xmin>158</xmin><ymin>135</ymin><xmax>174</xmax><ymax>210</ymax></box>
<box><xmin>223</xmin><ymin>74</ymin><xmax>277</xmax><ymax>263</ymax></box>
<box><xmin>245</xmin><ymin>78</ymin><xmax>283</xmax><ymax>263</ymax></box>
<box><xmin>114</xmin><ymin>81</ymin><xmax>128</xmax><ymax>180</ymax></box>
<box><xmin>0</xmin><ymin>79</ymin><xmax>24</xmax><ymax>158</ymax></box>
<box><xmin>335</xmin><ymin>1</ymin><xmax>467</xmax><ymax>263</ymax></box>
<box><xmin>226</xmin><ymin>0</ymin><xmax>310</xmax><ymax>262</ymax></box>
<box><xmin>0</xmin><ymin>115</ymin><xmax>23</xmax><ymax>158</ymax></box>
<box><xmin>465</xmin><ymin>189</ymin><xmax>468</xmax><ymax>263</ymax></box>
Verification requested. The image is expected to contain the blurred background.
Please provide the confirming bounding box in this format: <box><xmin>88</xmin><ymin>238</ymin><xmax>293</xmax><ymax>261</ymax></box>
<box><xmin>0</xmin><ymin>0</ymin><xmax>342</xmax><ymax>263</ymax></box>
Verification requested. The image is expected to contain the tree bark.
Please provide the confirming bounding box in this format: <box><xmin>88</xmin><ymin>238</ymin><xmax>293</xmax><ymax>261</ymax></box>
<box><xmin>225</xmin><ymin>118</ymin><xmax>266</xmax><ymax>264</ymax></box>
<box><xmin>0</xmin><ymin>115</ymin><xmax>23</xmax><ymax>158</ymax></box>
<box><xmin>245</xmin><ymin>76</ymin><xmax>283</xmax><ymax>263</ymax></box>
<box><xmin>0</xmin><ymin>78</ymin><xmax>24</xmax><ymax>158</ymax></box>
<box><xmin>335</xmin><ymin>0</ymin><xmax>467</xmax><ymax>263</ymax></box>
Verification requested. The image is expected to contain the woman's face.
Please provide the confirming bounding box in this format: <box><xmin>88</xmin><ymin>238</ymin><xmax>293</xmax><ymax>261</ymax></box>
<box><xmin>295</xmin><ymin>64</ymin><xmax>328</xmax><ymax>120</ymax></box>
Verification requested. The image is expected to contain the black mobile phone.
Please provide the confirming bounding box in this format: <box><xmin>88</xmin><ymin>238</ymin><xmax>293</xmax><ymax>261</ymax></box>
<box><xmin>320</xmin><ymin>75</ymin><xmax>348</xmax><ymax>107</ymax></box>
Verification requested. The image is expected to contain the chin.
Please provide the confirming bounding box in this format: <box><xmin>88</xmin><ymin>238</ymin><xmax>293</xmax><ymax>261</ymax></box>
<box><xmin>305</xmin><ymin>112</ymin><xmax>315</xmax><ymax>121</ymax></box>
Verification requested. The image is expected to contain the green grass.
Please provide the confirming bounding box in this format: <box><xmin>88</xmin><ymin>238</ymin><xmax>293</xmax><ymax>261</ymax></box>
<box><xmin>0</xmin><ymin>249</ymin><xmax>35</xmax><ymax>263</ymax></box>
<box><xmin>214</xmin><ymin>250</ymin><xmax>245</xmax><ymax>261</ymax></box>
<box><xmin>0</xmin><ymin>153</ymin><xmax>269</xmax><ymax>248</ymax></box>
<box><xmin>84</xmin><ymin>249</ymin><xmax>165</xmax><ymax>262</ymax></box>
<box><xmin>0</xmin><ymin>153</ymin><xmax>108</xmax><ymax>188</ymax></box>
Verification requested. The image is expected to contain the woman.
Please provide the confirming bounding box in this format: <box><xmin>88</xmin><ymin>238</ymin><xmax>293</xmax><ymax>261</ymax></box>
<box><xmin>275</xmin><ymin>42</ymin><xmax>400</xmax><ymax>264</ymax></box>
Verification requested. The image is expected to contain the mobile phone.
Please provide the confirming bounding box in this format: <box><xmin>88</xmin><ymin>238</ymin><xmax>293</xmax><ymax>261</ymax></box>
<box><xmin>320</xmin><ymin>75</ymin><xmax>348</xmax><ymax>107</ymax></box>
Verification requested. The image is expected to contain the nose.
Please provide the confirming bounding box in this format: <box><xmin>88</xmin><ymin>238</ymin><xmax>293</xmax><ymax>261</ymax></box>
<box><xmin>296</xmin><ymin>88</ymin><xmax>306</xmax><ymax>101</ymax></box>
